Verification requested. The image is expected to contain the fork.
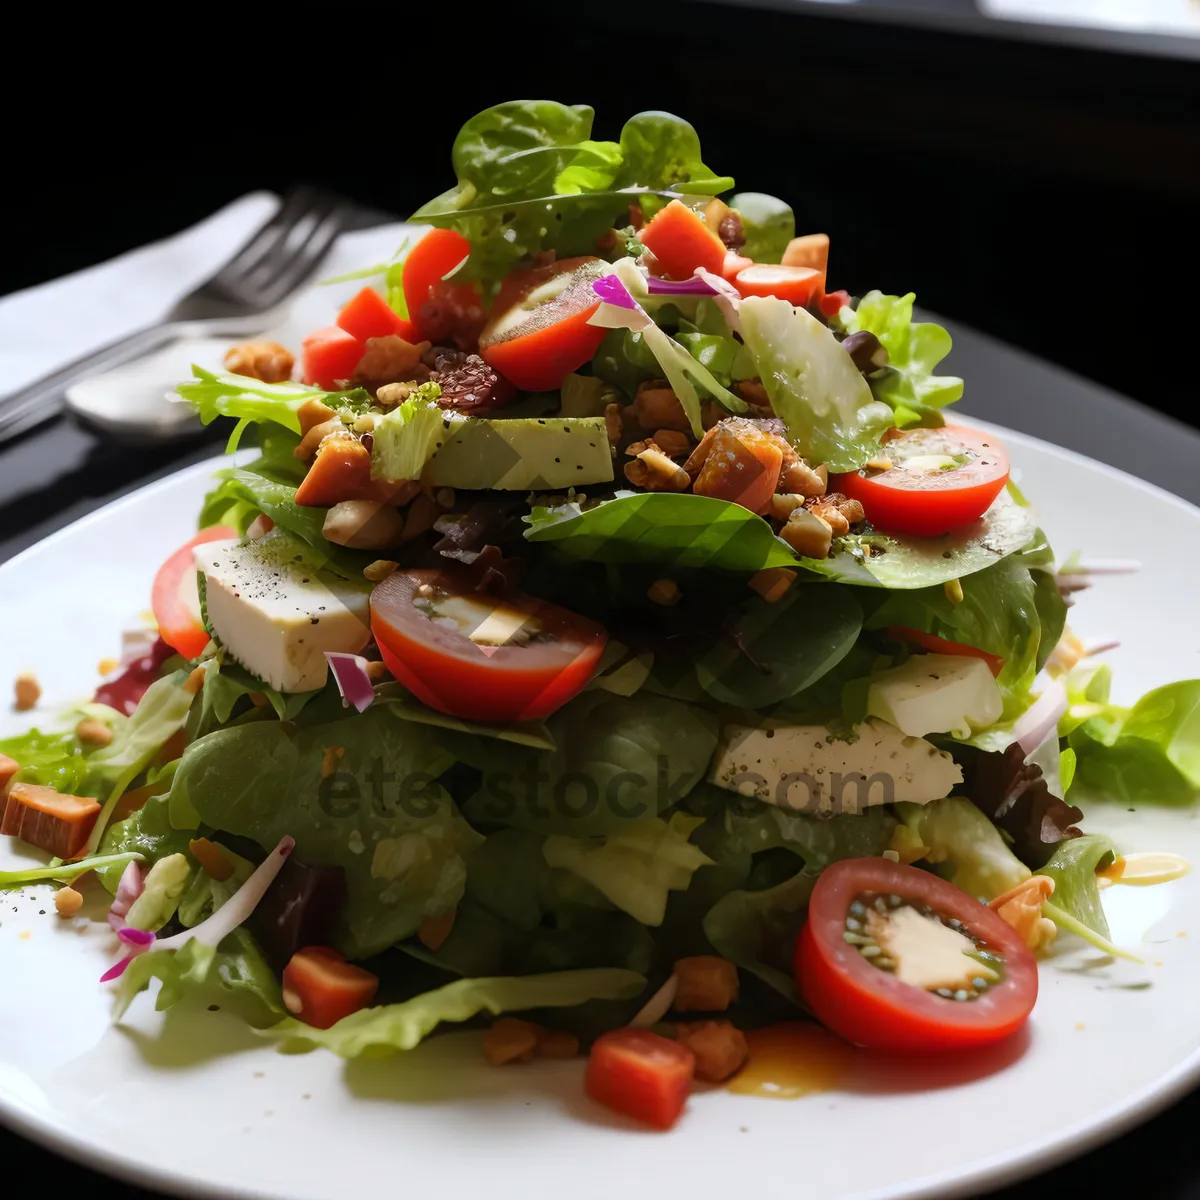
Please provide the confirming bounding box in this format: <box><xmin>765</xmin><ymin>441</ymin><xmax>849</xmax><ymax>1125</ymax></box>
<box><xmin>0</xmin><ymin>186</ymin><xmax>350</xmax><ymax>444</ymax></box>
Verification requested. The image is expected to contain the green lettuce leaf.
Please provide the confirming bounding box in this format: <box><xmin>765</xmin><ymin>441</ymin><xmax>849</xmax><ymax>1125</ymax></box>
<box><xmin>261</xmin><ymin>968</ymin><xmax>646</xmax><ymax>1057</ymax></box>
<box><xmin>739</xmin><ymin>295</ymin><xmax>893</xmax><ymax>472</ymax></box>
<box><xmin>543</xmin><ymin>814</ymin><xmax>712</xmax><ymax>926</ymax></box>
<box><xmin>167</xmin><ymin>706</ymin><xmax>475</xmax><ymax>959</ymax></box>
<box><xmin>116</xmin><ymin>929</ymin><xmax>285</xmax><ymax>1028</ymax></box>
<box><xmin>97</xmin><ymin>793</ymin><xmax>193</xmax><ymax>892</ymax></box>
<box><xmin>0</xmin><ymin>727</ymin><xmax>91</xmax><ymax>794</ymax></box>
<box><xmin>703</xmin><ymin>866</ymin><xmax>817</xmax><ymax>1004</ymax></box>
<box><xmin>524</xmin><ymin>493</ymin><xmax>799</xmax><ymax>572</ymax></box>
<box><xmin>726</xmin><ymin>192</ymin><xmax>794</xmax><ymax>264</ymax></box>
<box><xmin>693</xmin><ymin>582</ymin><xmax>862</xmax><ymax>708</ymax></box>
<box><xmin>176</xmin><ymin>367</ymin><xmax>327</xmax><ymax>436</ymax></box>
<box><xmin>0</xmin><ymin>851</ymin><xmax>142</xmax><ymax>891</ymax></box>
<box><xmin>843</xmin><ymin>292</ymin><xmax>964</xmax><ymax>428</ymax></box>
<box><xmin>1036</xmin><ymin>833</ymin><xmax>1116</xmax><ymax>942</ymax></box>
<box><xmin>188</xmin><ymin>653</ymin><xmax>323</xmax><ymax>741</ymax></box>
<box><xmin>368</xmin><ymin>388</ymin><xmax>452</xmax><ymax>482</ymax></box>
<box><xmin>1071</xmin><ymin>680</ymin><xmax>1200</xmax><ymax>805</ymax></box>
<box><xmin>895</xmin><ymin>797</ymin><xmax>1030</xmax><ymax>901</ymax></box>
<box><xmin>457</xmin><ymin>691</ymin><xmax>719</xmax><ymax>838</ymax></box>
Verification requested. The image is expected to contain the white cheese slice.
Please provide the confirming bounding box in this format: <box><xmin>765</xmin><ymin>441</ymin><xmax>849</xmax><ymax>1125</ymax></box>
<box><xmin>709</xmin><ymin>716</ymin><xmax>962</xmax><ymax>813</ymax></box>
<box><xmin>867</xmin><ymin>653</ymin><xmax>1003</xmax><ymax>739</ymax></box>
<box><xmin>196</xmin><ymin>530</ymin><xmax>372</xmax><ymax>694</ymax></box>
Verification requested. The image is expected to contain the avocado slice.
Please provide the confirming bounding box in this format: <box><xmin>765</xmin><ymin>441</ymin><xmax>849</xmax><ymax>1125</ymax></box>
<box><xmin>421</xmin><ymin>415</ymin><xmax>614</xmax><ymax>490</ymax></box>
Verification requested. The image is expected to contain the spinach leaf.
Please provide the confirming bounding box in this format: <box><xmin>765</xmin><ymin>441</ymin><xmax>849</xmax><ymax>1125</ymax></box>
<box><xmin>615</xmin><ymin>111</ymin><xmax>733</xmax><ymax>199</ymax></box>
<box><xmin>167</xmin><ymin>707</ymin><xmax>476</xmax><ymax>959</ymax></box>
<box><xmin>694</xmin><ymin>583</ymin><xmax>862</xmax><ymax>708</ymax></box>
<box><xmin>524</xmin><ymin>493</ymin><xmax>800</xmax><ymax>572</ymax></box>
<box><xmin>457</xmin><ymin>691</ymin><xmax>719</xmax><ymax>837</ymax></box>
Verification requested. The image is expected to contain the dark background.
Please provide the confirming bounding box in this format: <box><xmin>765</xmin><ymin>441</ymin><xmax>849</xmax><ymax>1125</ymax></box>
<box><xmin>3</xmin><ymin>3</ymin><xmax>1200</xmax><ymax>1197</ymax></box>
<box><xmin>4</xmin><ymin>1</ymin><xmax>1197</xmax><ymax>431</ymax></box>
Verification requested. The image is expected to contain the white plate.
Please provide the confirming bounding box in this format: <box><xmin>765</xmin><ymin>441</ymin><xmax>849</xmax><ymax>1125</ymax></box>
<box><xmin>2</xmin><ymin>425</ymin><xmax>1199</xmax><ymax>1200</ymax></box>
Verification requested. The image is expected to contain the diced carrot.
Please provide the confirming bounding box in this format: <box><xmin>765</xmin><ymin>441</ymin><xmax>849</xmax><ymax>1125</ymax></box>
<box><xmin>0</xmin><ymin>754</ymin><xmax>18</xmax><ymax>798</ymax></box>
<box><xmin>692</xmin><ymin>426</ymin><xmax>783</xmax><ymax>515</ymax></box>
<box><xmin>721</xmin><ymin>250</ymin><xmax>754</xmax><ymax>282</ymax></box>
<box><xmin>282</xmin><ymin>946</ymin><xmax>379</xmax><ymax>1029</ymax></box>
<box><xmin>302</xmin><ymin>326</ymin><xmax>363</xmax><ymax>391</ymax></box>
<box><xmin>673</xmin><ymin>956</ymin><xmax>741</xmax><ymax>1012</ymax></box>
<box><xmin>337</xmin><ymin>287</ymin><xmax>418</xmax><ymax>344</ymax></box>
<box><xmin>189</xmin><ymin>837</ymin><xmax>234</xmax><ymax>882</ymax></box>
<box><xmin>417</xmin><ymin>908</ymin><xmax>456</xmax><ymax>952</ymax></box>
<box><xmin>1</xmin><ymin>784</ymin><xmax>100</xmax><ymax>859</ymax></box>
<box><xmin>639</xmin><ymin>200</ymin><xmax>727</xmax><ymax>280</ymax></box>
<box><xmin>674</xmin><ymin>1021</ymin><xmax>748</xmax><ymax>1082</ymax></box>
<box><xmin>734</xmin><ymin>264</ymin><xmax>824</xmax><ymax>307</ymax></box>
<box><xmin>782</xmin><ymin>232</ymin><xmax>830</xmax><ymax>283</ymax></box>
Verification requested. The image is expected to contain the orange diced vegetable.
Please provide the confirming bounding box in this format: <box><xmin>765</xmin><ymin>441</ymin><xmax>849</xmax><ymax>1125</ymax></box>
<box><xmin>782</xmin><ymin>232</ymin><xmax>830</xmax><ymax>281</ymax></box>
<box><xmin>640</xmin><ymin>200</ymin><xmax>728</xmax><ymax>280</ymax></box>
<box><xmin>417</xmin><ymin>908</ymin><xmax>456</xmax><ymax>952</ymax></box>
<box><xmin>692</xmin><ymin>426</ymin><xmax>783</xmax><ymax>515</ymax></box>
<box><xmin>282</xmin><ymin>946</ymin><xmax>379</xmax><ymax>1029</ymax></box>
<box><xmin>0</xmin><ymin>754</ymin><xmax>18</xmax><ymax>798</ymax></box>
<box><xmin>673</xmin><ymin>956</ymin><xmax>740</xmax><ymax>1012</ymax></box>
<box><xmin>0</xmin><ymin>784</ymin><xmax>100</xmax><ymax>859</ymax></box>
<box><xmin>586</xmin><ymin>1028</ymin><xmax>695</xmax><ymax>1130</ymax></box>
<box><xmin>721</xmin><ymin>250</ymin><xmax>754</xmax><ymax>282</ymax></box>
<box><xmin>189</xmin><ymin>837</ymin><xmax>233</xmax><ymax>882</ymax></box>
<box><xmin>674</xmin><ymin>1021</ymin><xmax>749</xmax><ymax>1082</ymax></box>
<box><xmin>294</xmin><ymin>434</ymin><xmax>374</xmax><ymax>508</ymax></box>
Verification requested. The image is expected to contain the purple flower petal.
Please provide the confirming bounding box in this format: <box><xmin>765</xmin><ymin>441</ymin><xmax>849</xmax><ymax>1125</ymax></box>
<box><xmin>592</xmin><ymin>275</ymin><xmax>639</xmax><ymax>310</ymax></box>
<box><xmin>100</xmin><ymin>955</ymin><xmax>135</xmax><ymax>983</ymax></box>
<box><xmin>118</xmin><ymin>926</ymin><xmax>156</xmax><ymax>947</ymax></box>
<box><xmin>645</xmin><ymin>275</ymin><xmax>720</xmax><ymax>297</ymax></box>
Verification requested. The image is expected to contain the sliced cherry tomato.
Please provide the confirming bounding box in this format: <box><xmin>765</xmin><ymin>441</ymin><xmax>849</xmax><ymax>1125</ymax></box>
<box><xmin>585</xmin><ymin>1028</ymin><xmax>695</xmax><ymax>1130</ymax></box>
<box><xmin>833</xmin><ymin>426</ymin><xmax>1011</xmax><ymax>537</ymax></box>
<box><xmin>734</xmin><ymin>263</ymin><xmax>824</xmax><ymax>306</ymax></box>
<box><xmin>336</xmin><ymin>286</ymin><xmax>418</xmax><ymax>344</ymax></box>
<box><xmin>151</xmin><ymin>526</ymin><xmax>238</xmax><ymax>661</ymax></box>
<box><xmin>478</xmin><ymin>257</ymin><xmax>609</xmax><ymax>391</ymax></box>
<box><xmin>721</xmin><ymin>250</ymin><xmax>754</xmax><ymax>282</ymax></box>
<box><xmin>403</xmin><ymin>228</ymin><xmax>482</xmax><ymax>343</ymax></box>
<box><xmin>639</xmin><ymin>199</ymin><xmax>727</xmax><ymax>280</ymax></box>
<box><xmin>371</xmin><ymin>567</ymin><xmax>607</xmax><ymax>722</ymax></box>
<box><xmin>818</xmin><ymin>288</ymin><xmax>851</xmax><ymax>319</ymax></box>
<box><xmin>302</xmin><ymin>326</ymin><xmax>362</xmax><ymax>390</ymax></box>
<box><xmin>885</xmin><ymin>626</ymin><xmax>1005</xmax><ymax>677</ymax></box>
<box><xmin>796</xmin><ymin>857</ymin><xmax>1038</xmax><ymax>1054</ymax></box>
<box><xmin>282</xmin><ymin>946</ymin><xmax>379</xmax><ymax>1030</ymax></box>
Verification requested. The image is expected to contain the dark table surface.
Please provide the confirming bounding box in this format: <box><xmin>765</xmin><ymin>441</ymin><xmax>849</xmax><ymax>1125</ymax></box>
<box><xmin>4</xmin><ymin>222</ymin><xmax>1200</xmax><ymax>1198</ymax></box>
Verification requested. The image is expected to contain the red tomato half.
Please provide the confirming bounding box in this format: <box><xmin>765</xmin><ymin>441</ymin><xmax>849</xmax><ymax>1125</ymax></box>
<box><xmin>403</xmin><ymin>228</ymin><xmax>482</xmax><ymax>344</ymax></box>
<box><xmin>834</xmin><ymin>425</ymin><xmax>1011</xmax><ymax>537</ymax></box>
<box><xmin>370</xmin><ymin>567</ymin><xmax>608</xmax><ymax>722</ymax></box>
<box><xmin>885</xmin><ymin>625</ymin><xmax>1005</xmax><ymax>677</ymax></box>
<box><xmin>478</xmin><ymin>257</ymin><xmax>609</xmax><ymax>392</ymax></box>
<box><xmin>796</xmin><ymin>858</ymin><xmax>1038</xmax><ymax>1054</ymax></box>
<box><xmin>586</xmin><ymin>1029</ymin><xmax>695</xmax><ymax>1130</ymax></box>
<box><xmin>151</xmin><ymin>526</ymin><xmax>238</xmax><ymax>661</ymax></box>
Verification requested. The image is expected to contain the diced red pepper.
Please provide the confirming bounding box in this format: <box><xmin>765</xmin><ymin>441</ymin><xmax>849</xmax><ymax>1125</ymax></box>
<box><xmin>302</xmin><ymin>326</ymin><xmax>363</xmax><ymax>391</ymax></box>
<box><xmin>818</xmin><ymin>289</ymin><xmax>851</xmax><ymax>319</ymax></box>
<box><xmin>337</xmin><ymin>287</ymin><xmax>418</xmax><ymax>344</ymax></box>
<box><xmin>282</xmin><ymin>946</ymin><xmax>379</xmax><ymax>1029</ymax></box>
<box><xmin>585</xmin><ymin>1028</ymin><xmax>695</xmax><ymax>1130</ymax></box>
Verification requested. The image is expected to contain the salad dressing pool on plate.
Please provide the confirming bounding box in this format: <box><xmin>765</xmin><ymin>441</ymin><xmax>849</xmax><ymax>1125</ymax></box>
<box><xmin>727</xmin><ymin>1023</ymin><xmax>855</xmax><ymax>1099</ymax></box>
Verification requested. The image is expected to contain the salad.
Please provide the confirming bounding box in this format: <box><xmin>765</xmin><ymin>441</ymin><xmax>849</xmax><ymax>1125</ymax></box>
<box><xmin>4</xmin><ymin>100</ymin><xmax>1200</xmax><ymax>1132</ymax></box>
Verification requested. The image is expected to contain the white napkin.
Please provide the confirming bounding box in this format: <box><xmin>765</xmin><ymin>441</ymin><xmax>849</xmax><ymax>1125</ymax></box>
<box><xmin>0</xmin><ymin>192</ymin><xmax>419</xmax><ymax>428</ymax></box>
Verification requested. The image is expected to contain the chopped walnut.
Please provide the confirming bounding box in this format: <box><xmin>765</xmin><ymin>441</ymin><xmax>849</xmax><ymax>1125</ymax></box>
<box><xmin>674</xmin><ymin>1021</ymin><xmax>748</xmax><ymax>1082</ymax></box>
<box><xmin>13</xmin><ymin>673</ymin><xmax>40</xmax><ymax>712</ymax></box>
<box><xmin>223</xmin><ymin>339</ymin><xmax>294</xmax><ymax>384</ymax></box>
<box><xmin>779</xmin><ymin>459</ymin><xmax>828</xmax><ymax>497</ymax></box>
<box><xmin>673</xmin><ymin>956</ymin><xmax>739</xmax><ymax>1013</ymax></box>
<box><xmin>806</xmin><ymin>492</ymin><xmax>865</xmax><ymax>538</ymax></box>
<box><xmin>768</xmin><ymin>493</ymin><xmax>808</xmax><ymax>521</ymax></box>
<box><xmin>604</xmin><ymin>402</ymin><xmax>625</xmax><ymax>449</ymax></box>
<box><xmin>375</xmin><ymin>382</ymin><xmax>413</xmax><ymax>408</ymax></box>
<box><xmin>779</xmin><ymin>508</ymin><xmax>834</xmax><ymax>558</ymax></box>
<box><xmin>353</xmin><ymin>336</ymin><xmax>430</xmax><ymax>386</ymax></box>
<box><xmin>625</xmin><ymin>446</ymin><xmax>691</xmax><ymax>492</ymax></box>
<box><xmin>651</xmin><ymin>429</ymin><xmax>692</xmax><ymax>457</ymax></box>
<box><xmin>701</xmin><ymin>401</ymin><xmax>724</xmax><ymax>430</ymax></box>
<box><xmin>989</xmin><ymin>876</ymin><xmax>1057</xmax><ymax>952</ymax></box>
<box><xmin>633</xmin><ymin>381</ymin><xmax>691</xmax><ymax>432</ymax></box>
